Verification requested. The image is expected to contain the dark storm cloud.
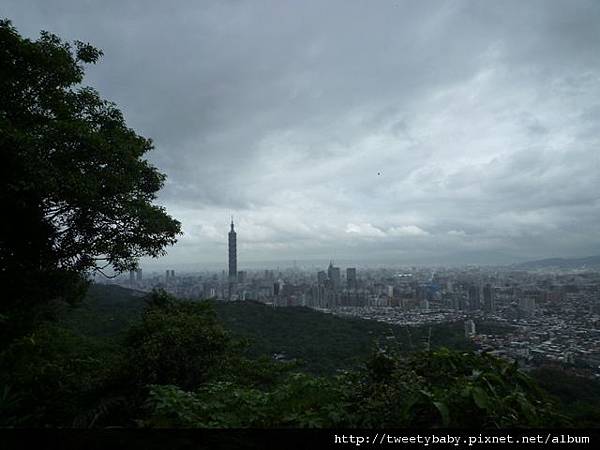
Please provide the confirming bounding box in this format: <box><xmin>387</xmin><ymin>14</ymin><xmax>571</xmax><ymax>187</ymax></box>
<box><xmin>4</xmin><ymin>0</ymin><xmax>600</xmax><ymax>266</ymax></box>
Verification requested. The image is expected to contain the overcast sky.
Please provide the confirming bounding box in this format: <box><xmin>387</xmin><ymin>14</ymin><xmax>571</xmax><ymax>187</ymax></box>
<box><xmin>4</xmin><ymin>0</ymin><xmax>600</xmax><ymax>269</ymax></box>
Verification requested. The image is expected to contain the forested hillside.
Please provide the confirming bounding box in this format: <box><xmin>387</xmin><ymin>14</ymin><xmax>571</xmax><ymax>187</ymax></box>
<box><xmin>63</xmin><ymin>284</ymin><xmax>472</xmax><ymax>374</ymax></box>
<box><xmin>46</xmin><ymin>284</ymin><xmax>598</xmax><ymax>427</ymax></box>
<box><xmin>2</xmin><ymin>284</ymin><xmax>599</xmax><ymax>427</ymax></box>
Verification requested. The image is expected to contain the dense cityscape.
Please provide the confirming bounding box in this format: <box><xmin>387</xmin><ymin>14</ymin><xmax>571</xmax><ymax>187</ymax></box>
<box><xmin>107</xmin><ymin>220</ymin><xmax>600</xmax><ymax>378</ymax></box>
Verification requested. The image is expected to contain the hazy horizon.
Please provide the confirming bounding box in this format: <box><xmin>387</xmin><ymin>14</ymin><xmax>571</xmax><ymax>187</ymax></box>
<box><xmin>111</xmin><ymin>253</ymin><xmax>600</xmax><ymax>274</ymax></box>
<box><xmin>5</xmin><ymin>0</ymin><xmax>600</xmax><ymax>267</ymax></box>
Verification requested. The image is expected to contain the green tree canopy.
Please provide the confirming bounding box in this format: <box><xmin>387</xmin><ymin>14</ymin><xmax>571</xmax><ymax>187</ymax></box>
<box><xmin>0</xmin><ymin>20</ymin><xmax>181</xmax><ymax>338</ymax></box>
<box><xmin>126</xmin><ymin>291</ymin><xmax>232</xmax><ymax>390</ymax></box>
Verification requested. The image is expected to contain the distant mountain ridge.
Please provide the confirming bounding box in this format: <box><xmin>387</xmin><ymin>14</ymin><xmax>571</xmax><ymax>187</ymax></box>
<box><xmin>516</xmin><ymin>255</ymin><xmax>600</xmax><ymax>269</ymax></box>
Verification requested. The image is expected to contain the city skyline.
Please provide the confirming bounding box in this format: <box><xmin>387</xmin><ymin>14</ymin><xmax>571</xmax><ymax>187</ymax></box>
<box><xmin>5</xmin><ymin>0</ymin><xmax>600</xmax><ymax>268</ymax></box>
<box><xmin>124</xmin><ymin>218</ymin><xmax>600</xmax><ymax>274</ymax></box>
<box><xmin>116</xmin><ymin>246</ymin><xmax>600</xmax><ymax>379</ymax></box>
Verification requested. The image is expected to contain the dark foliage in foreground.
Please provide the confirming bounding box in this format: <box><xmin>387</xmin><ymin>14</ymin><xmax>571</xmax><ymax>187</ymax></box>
<box><xmin>531</xmin><ymin>366</ymin><xmax>600</xmax><ymax>428</ymax></box>
<box><xmin>143</xmin><ymin>347</ymin><xmax>565</xmax><ymax>428</ymax></box>
<box><xmin>0</xmin><ymin>290</ymin><xmax>571</xmax><ymax>428</ymax></box>
<box><xmin>126</xmin><ymin>294</ymin><xmax>232</xmax><ymax>390</ymax></box>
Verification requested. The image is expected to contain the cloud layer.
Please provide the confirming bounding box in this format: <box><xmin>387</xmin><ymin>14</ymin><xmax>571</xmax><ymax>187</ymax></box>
<box><xmin>5</xmin><ymin>0</ymin><xmax>600</xmax><ymax>268</ymax></box>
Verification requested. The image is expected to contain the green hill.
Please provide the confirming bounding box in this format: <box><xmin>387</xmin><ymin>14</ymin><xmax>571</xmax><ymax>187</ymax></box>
<box><xmin>63</xmin><ymin>284</ymin><xmax>472</xmax><ymax>374</ymax></box>
<box><xmin>213</xmin><ymin>300</ymin><xmax>472</xmax><ymax>374</ymax></box>
<box><xmin>60</xmin><ymin>284</ymin><xmax>147</xmax><ymax>338</ymax></box>
<box><xmin>11</xmin><ymin>283</ymin><xmax>598</xmax><ymax>427</ymax></box>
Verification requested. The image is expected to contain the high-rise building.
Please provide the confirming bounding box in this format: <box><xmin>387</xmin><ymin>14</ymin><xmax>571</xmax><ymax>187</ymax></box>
<box><xmin>328</xmin><ymin>261</ymin><xmax>341</xmax><ymax>291</ymax></box>
<box><xmin>165</xmin><ymin>269</ymin><xmax>170</xmax><ymax>280</ymax></box>
<box><xmin>416</xmin><ymin>285</ymin><xmax>427</xmax><ymax>302</ymax></box>
<box><xmin>129</xmin><ymin>270</ymin><xmax>135</xmax><ymax>284</ymax></box>
<box><xmin>136</xmin><ymin>268</ymin><xmax>143</xmax><ymax>281</ymax></box>
<box><xmin>317</xmin><ymin>270</ymin><xmax>327</xmax><ymax>285</ymax></box>
<box><xmin>483</xmin><ymin>283</ymin><xmax>494</xmax><ymax>312</ymax></box>
<box><xmin>228</xmin><ymin>219</ymin><xmax>237</xmax><ymax>282</ymax></box>
<box><xmin>170</xmin><ymin>269</ymin><xmax>175</xmax><ymax>278</ymax></box>
<box><xmin>346</xmin><ymin>268</ymin><xmax>357</xmax><ymax>289</ymax></box>
<box><xmin>468</xmin><ymin>284</ymin><xmax>481</xmax><ymax>310</ymax></box>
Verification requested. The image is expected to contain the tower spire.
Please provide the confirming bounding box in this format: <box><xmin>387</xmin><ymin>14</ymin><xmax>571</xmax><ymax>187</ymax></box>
<box><xmin>228</xmin><ymin>216</ymin><xmax>237</xmax><ymax>287</ymax></box>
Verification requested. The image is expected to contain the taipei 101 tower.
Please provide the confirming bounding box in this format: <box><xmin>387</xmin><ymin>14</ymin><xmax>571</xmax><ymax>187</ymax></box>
<box><xmin>228</xmin><ymin>218</ymin><xmax>237</xmax><ymax>282</ymax></box>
